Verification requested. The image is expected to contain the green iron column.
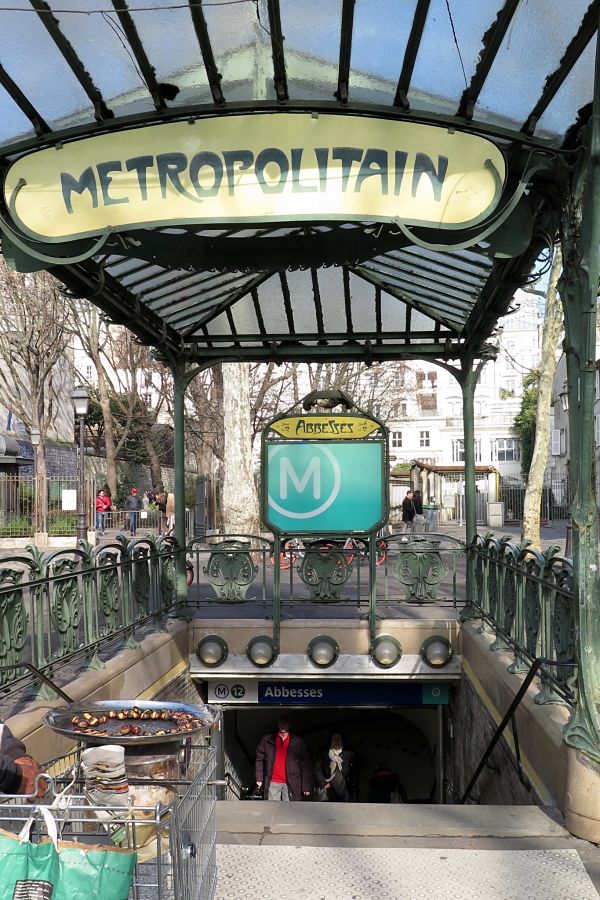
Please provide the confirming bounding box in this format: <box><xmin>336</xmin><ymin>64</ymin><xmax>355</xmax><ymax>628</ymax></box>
<box><xmin>459</xmin><ymin>359</ymin><xmax>485</xmax><ymax>619</ymax></box>
<box><xmin>560</xmin><ymin>29</ymin><xmax>600</xmax><ymax>761</ymax></box>
<box><xmin>461</xmin><ymin>365</ymin><xmax>478</xmax><ymax>547</ymax></box>
<box><xmin>172</xmin><ymin>360</ymin><xmax>188</xmax><ymax>608</ymax></box>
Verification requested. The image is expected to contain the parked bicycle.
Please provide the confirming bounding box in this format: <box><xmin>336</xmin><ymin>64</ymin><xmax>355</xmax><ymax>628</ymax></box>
<box><xmin>269</xmin><ymin>537</ymin><xmax>305</xmax><ymax>569</ymax></box>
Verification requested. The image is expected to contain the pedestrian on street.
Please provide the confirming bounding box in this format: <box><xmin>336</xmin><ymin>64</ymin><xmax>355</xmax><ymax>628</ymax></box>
<box><xmin>255</xmin><ymin>714</ymin><xmax>313</xmax><ymax>801</ymax></box>
<box><xmin>400</xmin><ymin>490</ymin><xmax>415</xmax><ymax>535</ymax></box>
<box><xmin>314</xmin><ymin>731</ymin><xmax>358</xmax><ymax>802</ymax></box>
<box><xmin>165</xmin><ymin>491</ymin><xmax>175</xmax><ymax>534</ymax></box>
<box><xmin>413</xmin><ymin>489</ymin><xmax>425</xmax><ymax>533</ymax></box>
<box><xmin>95</xmin><ymin>489</ymin><xmax>110</xmax><ymax>535</ymax></box>
<box><xmin>125</xmin><ymin>487</ymin><xmax>142</xmax><ymax>537</ymax></box>
<box><xmin>155</xmin><ymin>486</ymin><xmax>167</xmax><ymax>535</ymax></box>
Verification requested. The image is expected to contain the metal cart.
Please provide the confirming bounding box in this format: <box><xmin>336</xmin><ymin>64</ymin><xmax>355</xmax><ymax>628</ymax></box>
<box><xmin>0</xmin><ymin>740</ymin><xmax>218</xmax><ymax>900</ymax></box>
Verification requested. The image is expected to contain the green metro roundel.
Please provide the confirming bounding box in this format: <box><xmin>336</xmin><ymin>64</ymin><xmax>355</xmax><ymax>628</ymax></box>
<box><xmin>263</xmin><ymin>441</ymin><xmax>386</xmax><ymax>533</ymax></box>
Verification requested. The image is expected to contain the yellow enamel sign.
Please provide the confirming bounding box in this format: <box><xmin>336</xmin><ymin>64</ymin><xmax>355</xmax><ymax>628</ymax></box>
<box><xmin>4</xmin><ymin>114</ymin><xmax>506</xmax><ymax>242</ymax></box>
<box><xmin>270</xmin><ymin>415</ymin><xmax>381</xmax><ymax>440</ymax></box>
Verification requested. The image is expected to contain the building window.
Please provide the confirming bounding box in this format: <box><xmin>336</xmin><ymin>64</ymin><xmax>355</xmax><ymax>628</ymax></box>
<box><xmin>420</xmin><ymin>430</ymin><xmax>430</xmax><ymax>448</ymax></box>
<box><xmin>596</xmin><ymin>369</ymin><xmax>600</xmax><ymax>401</ymax></box>
<box><xmin>399</xmin><ymin>402</ymin><xmax>407</xmax><ymax>417</ymax></box>
<box><xmin>452</xmin><ymin>438</ymin><xmax>481</xmax><ymax>463</ymax></box>
<box><xmin>494</xmin><ymin>437</ymin><xmax>520</xmax><ymax>462</ymax></box>
<box><xmin>551</xmin><ymin>428</ymin><xmax>566</xmax><ymax>456</ymax></box>
<box><xmin>85</xmin><ymin>364</ymin><xmax>93</xmax><ymax>381</ymax></box>
<box><xmin>595</xmin><ymin>415</ymin><xmax>600</xmax><ymax>447</ymax></box>
<box><xmin>391</xmin><ymin>431</ymin><xmax>402</xmax><ymax>449</ymax></box>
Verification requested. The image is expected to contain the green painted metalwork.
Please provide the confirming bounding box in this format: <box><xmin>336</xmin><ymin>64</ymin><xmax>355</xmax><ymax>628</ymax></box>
<box><xmin>0</xmin><ymin>568</ymin><xmax>26</xmax><ymax>686</ymax></box>
<box><xmin>392</xmin><ymin>537</ymin><xmax>447</xmax><ymax>603</ymax></box>
<box><xmin>203</xmin><ymin>539</ymin><xmax>258</xmax><ymax>602</ymax></box>
<box><xmin>558</xmin><ymin>14</ymin><xmax>600</xmax><ymax>760</ymax></box>
<box><xmin>97</xmin><ymin>550</ymin><xmax>120</xmax><ymax>634</ymax></box>
<box><xmin>172</xmin><ymin>360</ymin><xmax>189</xmax><ymax>611</ymax></box>
<box><xmin>132</xmin><ymin>545</ymin><xmax>151</xmax><ymax>615</ymax></box>
<box><xmin>472</xmin><ymin>534</ymin><xmax>577</xmax><ymax>705</ymax></box>
<box><xmin>297</xmin><ymin>542</ymin><xmax>352</xmax><ymax>603</ymax></box>
<box><xmin>48</xmin><ymin>558</ymin><xmax>82</xmax><ymax>655</ymax></box>
<box><xmin>0</xmin><ymin>536</ymin><xmax>179</xmax><ymax>695</ymax></box>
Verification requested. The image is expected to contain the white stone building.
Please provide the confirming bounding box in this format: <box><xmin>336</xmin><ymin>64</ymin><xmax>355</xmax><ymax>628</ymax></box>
<box><xmin>387</xmin><ymin>290</ymin><xmax>543</xmax><ymax>482</ymax></box>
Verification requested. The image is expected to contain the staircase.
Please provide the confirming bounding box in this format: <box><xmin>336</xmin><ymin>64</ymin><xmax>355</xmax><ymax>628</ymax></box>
<box><xmin>215</xmin><ymin>802</ymin><xmax>600</xmax><ymax>899</ymax></box>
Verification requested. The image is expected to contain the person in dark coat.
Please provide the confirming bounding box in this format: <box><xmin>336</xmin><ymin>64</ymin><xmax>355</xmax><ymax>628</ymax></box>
<box><xmin>413</xmin><ymin>489</ymin><xmax>425</xmax><ymax>533</ymax></box>
<box><xmin>255</xmin><ymin>714</ymin><xmax>313</xmax><ymax>801</ymax></box>
<box><xmin>314</xmin><ymin>731</ymin><xmax>358</xmax><ymax>802</ymax></box>
<box><xmin>0</xmin><ymin>723</ymin><xmax>45</xmax><ymax>797</ymax></box>
<box><xmin>368</xmin><ymin>765</ymin><xmax>407</xmax><ymax>803</ymax></box>
<box><xmin>400</xmin><ymin>490</ymin><xmax>415</xmax><ymax>535</ymax></box>
<box><xmin>125</xmin><ymin>487</ymin><xmax>143</xmax><ymax>537</ymax></box>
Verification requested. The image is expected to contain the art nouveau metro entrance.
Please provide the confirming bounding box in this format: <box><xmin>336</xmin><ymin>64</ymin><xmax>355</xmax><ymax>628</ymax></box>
<box><xmin>1</xmin><ymin>0</ymin><xmax>600</xmax><ymax>858</ymax></box>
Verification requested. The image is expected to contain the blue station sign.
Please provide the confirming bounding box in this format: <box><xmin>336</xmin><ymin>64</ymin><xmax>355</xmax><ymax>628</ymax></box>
<box><xmin>208</xmin><ymin>680</ymin><xmax>449</xmax><ymax>706</ymax></box>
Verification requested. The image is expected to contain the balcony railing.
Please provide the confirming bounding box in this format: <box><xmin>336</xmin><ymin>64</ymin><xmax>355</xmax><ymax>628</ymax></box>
<box><xmin>471</xmin><ymin>533</ymin><xmax>577</xmax><ymax>705</ymax></box>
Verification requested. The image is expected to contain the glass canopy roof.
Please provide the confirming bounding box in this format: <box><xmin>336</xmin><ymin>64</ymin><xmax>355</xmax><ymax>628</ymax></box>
<box><xmin>0</xmin><ymin>0</ymin><xmax>596</xmax><ymax>366</ymax></box>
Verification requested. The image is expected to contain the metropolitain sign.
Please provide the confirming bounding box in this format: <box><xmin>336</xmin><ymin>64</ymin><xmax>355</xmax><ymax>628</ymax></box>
<box><xmin>3</xmin><ymin>114</ymin><xmax>506</xmax><ymax>242</ymax></box>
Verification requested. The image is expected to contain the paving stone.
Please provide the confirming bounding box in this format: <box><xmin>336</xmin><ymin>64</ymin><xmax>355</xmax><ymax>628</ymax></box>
<box><xmin>215</xmin><ymin>845</ymin><xmax>599</xmax><ymax>900</ymax></box>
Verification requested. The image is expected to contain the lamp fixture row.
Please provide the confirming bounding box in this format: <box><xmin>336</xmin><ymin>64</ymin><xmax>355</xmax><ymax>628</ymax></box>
<box><xmin>197</xmin><ymin>633</ymin><xmax>454</xmax><ymax>670</ymax></box>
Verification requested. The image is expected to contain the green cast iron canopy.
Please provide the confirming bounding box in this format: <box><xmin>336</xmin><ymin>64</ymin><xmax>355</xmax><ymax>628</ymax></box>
<box><xmin>0</xmin><ymin>1</ymin><xmax>595</xmax><ymax>365</ymax></box>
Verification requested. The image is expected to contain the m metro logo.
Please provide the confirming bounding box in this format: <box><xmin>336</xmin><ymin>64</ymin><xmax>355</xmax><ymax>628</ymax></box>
<box><xmin>269</xmin><ymin>446</ymin><xmax>341</xmax><ymax>520</ymax></box>
<box><xmin>264</xmin><ymin>441</ymin><xmax>385</xmax><ymax>533</ymax></box>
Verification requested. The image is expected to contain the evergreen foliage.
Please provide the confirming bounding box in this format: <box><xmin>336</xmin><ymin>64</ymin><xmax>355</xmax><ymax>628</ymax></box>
<box><xmin>513</xmin><ymin>372</ymin><xmax>540</xmax><ymax>476</ymax></box>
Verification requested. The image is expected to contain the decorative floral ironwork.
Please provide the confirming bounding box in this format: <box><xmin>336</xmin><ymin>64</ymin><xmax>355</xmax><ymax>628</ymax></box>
<box><xmin>132</xmin><ymin>546</ymin><xmax>151</xmax><ymax>614</ymax></box>
<box><xmin>297</xmin><ymin>544</ymin><xmax>351</xmax><ymax>602</ymax></box>
<box><xmin>203</xmin><ymin>540</ymin><xmax>257</xmax><ymax>602</ymax></box>
<box><xmin>97</xmin><ymin>551</ymin><xmax>121</xmax><ymax>633</ymax></box>
<box><xmin>392</xmin><ymin>538</ymin><xmax>447</xmax><ymax>603</ymax></box>
<box><xmin>48</xmin><ymin>558</ymin><xmax>82</xmax><ymax>655</ymax></box>
<box><xmin>0</xmin><ymin>568</ymin><xmax>26</xmax><ymax>685</ymax></box>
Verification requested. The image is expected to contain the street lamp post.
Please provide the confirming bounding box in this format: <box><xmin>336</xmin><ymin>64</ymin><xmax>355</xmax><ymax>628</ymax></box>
<box><xmin>29</xmin><ymin>427</ymin><xmax>41</xmax><ymax>533</ymax></box>
<box><xmin>71</xmin><ymin>388</ymin><xmax>90</xmax><ymax>542</ymax></box>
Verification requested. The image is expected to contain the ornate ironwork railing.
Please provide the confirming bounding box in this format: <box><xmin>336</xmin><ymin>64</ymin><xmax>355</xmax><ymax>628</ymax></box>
<box><xmin>0</xmin><ymin>534</ymin><xmax>182</xmax><ymax>693</ymax></box>
<box><xmin>471</xmin><ymin>533</ymin><xmax>577</xmax><ymax>705</ymax></box>
<box><xmin>186</xmin><ymin>532</ymin><xmax>466</xmax><ymax>608</ymax></box>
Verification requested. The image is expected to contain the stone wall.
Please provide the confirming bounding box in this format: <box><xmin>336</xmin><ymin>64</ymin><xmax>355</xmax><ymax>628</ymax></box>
<box><xmin>449</xmin><ymin>673</ymin><xmax>538</xmax><ymax>805</ymax></box>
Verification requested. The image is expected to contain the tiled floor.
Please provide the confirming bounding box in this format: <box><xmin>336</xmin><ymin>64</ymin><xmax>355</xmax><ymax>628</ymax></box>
<box><xmin>215</xmin><ymin>845</ymin><xmax>599</xmax><ymax>900</ymax></box>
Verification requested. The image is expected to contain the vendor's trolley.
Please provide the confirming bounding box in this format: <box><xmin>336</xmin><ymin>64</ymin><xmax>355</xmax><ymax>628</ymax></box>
<box><xmin>0</xmin><ymin>737</ymin><xmax>218</xmax><ymax>900</ymax></box>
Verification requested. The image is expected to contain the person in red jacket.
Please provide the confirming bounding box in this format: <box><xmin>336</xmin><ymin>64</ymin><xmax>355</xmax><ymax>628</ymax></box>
<box><xmin>255</xmin><ymin>714</ymin><xmax>312</xmax><ymax>801</ymax></box>
<box><xmin>95</xmin><ymin>489</ymin><xmax>110</xmax><ymax>535</ymax></box>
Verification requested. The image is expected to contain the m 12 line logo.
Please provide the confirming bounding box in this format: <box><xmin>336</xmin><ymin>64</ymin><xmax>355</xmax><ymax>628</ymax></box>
<box><xmin>268</xmin><ymin>445</ymin><xmax>341</xmax><ymax>520</ymax></box>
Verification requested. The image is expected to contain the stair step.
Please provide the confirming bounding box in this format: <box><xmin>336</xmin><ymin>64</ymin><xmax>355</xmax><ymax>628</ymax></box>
<box><xmin>216</xmin><ymin>802</ymin><xmax>567</xmax><ymax>840</ymax></box>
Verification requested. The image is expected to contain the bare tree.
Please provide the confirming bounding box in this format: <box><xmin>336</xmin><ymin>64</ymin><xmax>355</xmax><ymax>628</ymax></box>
<box><xmin>67</xmin><ymin>302</ymin><xmax>171</xmax><ymax>494</ymax></box>
<box><xmin>222</xmin><ymin>363</ymin><xmax>260</xmax><ymax>534</ymax></box>
<box><xmin>521</xmin><ymin>248</ymin><xmax>564</xmax><ymax>548</ymax></box>
<box><xmin>0</xmin><ymin>260</ymin><xmax>72</xmax><ymax>527</ymax></box>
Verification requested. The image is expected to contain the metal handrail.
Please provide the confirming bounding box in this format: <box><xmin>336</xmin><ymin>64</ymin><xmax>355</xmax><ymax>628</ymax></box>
<box><xmin>460</xmin><ymin>657</ymin><xmax>577</xmax><ymax>804</ymax></box>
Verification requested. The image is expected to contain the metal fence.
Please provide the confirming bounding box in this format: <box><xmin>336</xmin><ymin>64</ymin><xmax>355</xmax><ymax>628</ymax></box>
<box><xmin>0</xmin><ymin>474</ymin><xmax>93</xmax><ymax>537</ymax></box>
<box><xmin>500</xmin><ymin>476</ymin><xmax>600</xmax><ymax>523</ymax></box>
<box><xmin>186</xmin><ymin>532</ymin><xmax>466</xmax><ymax>610</ymax></box>
<box><xmin>0</xmin><ymin>535</ymin><xmax>183</xmax><ymax>693</ymax></box>
<box><xmin>0</xmin><ymin>474</ymin><xmax>194</xmax><ymax>539</ymax></box>
<box><xmin>471</xmin><ymin>533</ymin><xmax>577</xmax><ymax>704</ymax></box>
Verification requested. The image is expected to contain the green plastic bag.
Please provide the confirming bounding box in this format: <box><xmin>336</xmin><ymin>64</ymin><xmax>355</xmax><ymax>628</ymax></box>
<box><xmin>0</xmin><ymin>806</ymin><xmax>136</xmax><ymax>900</ymax></box>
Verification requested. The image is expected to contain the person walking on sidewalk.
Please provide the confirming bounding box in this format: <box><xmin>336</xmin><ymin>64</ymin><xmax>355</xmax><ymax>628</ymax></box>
<box><xmin>125</xmin><ymin>487</ymin><xmax>142</xmax><ymax>537</ymax></box>
<box><xmin>95</xmin><ymin>489</ymin><xmax>110</xmax><ymax>535</ymax></box>
<box><xmin>413</xmin><ymin>489</ymin><xmax>425</xmax><ymax>533</ymax></box>
<box><xmin>255</xmin><ymin>714</ymin><xmax>313</xmax><ymax>801</ymax></box>
<box><xmin>400</xmin><ymin>490</ymin><xmax>415</xmax><ymax>535</ymax></box>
